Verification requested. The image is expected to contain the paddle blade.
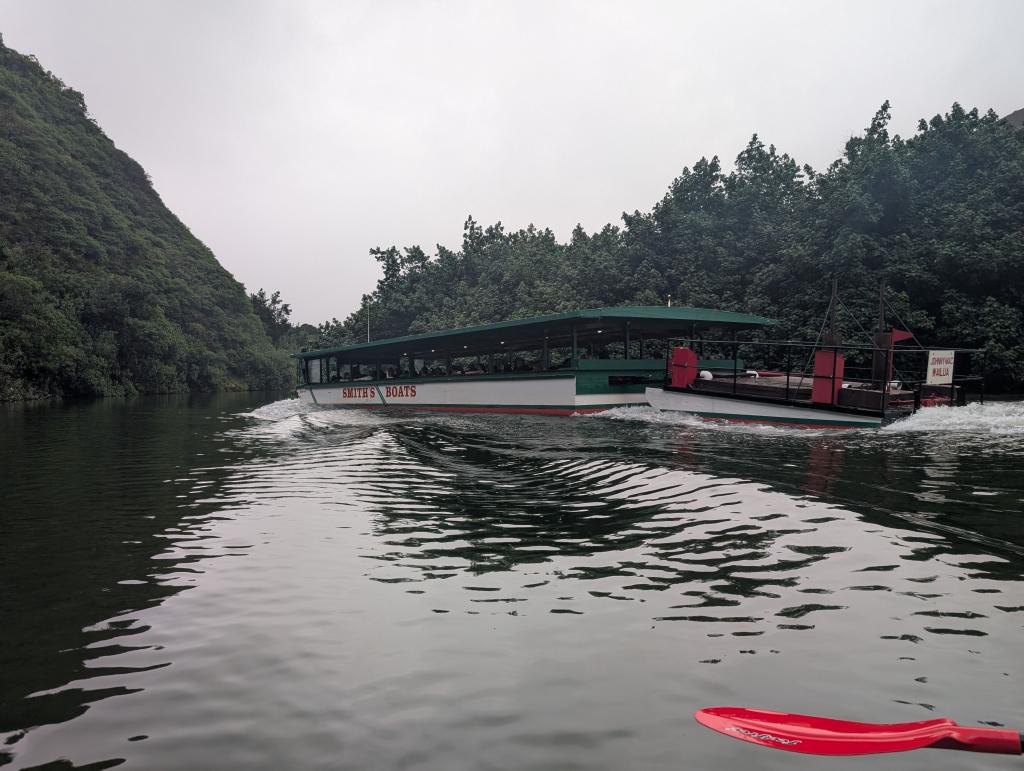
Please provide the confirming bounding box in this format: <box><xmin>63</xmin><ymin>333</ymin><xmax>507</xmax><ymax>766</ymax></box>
<box><xmin>695</xmin><ymin>706</ymin><xmax>1022</xmax><ymax>756</ymax></box>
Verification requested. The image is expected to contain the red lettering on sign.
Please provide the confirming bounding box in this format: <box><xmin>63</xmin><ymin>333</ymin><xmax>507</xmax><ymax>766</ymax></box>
<box><xmin>380</xmin><ymin>384</ymin><xmax>419</xmax><ymax>398</ymax></box>
<box><xmin>341</xmin><ymin>386</ymin><xmax>379</xmax><ymax>399</ymax></box>
<box><xmin>340</xmin><ymin>384</ymin><xmax>419</xmax><ymax>399</ymax></box>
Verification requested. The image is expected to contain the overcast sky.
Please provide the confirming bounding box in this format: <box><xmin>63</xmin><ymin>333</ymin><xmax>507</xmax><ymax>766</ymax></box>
<box><xmin>1</xmin><ymin>1</ymin><xmax>1022</xmax><ymax>323</ymax></box>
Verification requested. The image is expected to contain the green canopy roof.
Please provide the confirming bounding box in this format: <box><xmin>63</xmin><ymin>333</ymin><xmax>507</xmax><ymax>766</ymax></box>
<box><xmin>293</xmin><ymin>305</ymin><xmax>774</xmax><ymax>360</ymax></box>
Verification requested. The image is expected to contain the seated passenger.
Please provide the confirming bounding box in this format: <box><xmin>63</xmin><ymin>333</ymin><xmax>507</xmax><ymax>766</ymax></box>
<box><xmin>464</xmin><ymin>361</ymin><xmax>485</xmax><ymax>375</ymax></box>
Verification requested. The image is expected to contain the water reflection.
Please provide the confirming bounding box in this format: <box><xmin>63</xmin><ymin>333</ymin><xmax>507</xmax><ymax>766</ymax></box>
<box><xmin>0</xmin><ymin>396</ymin><xmax>1022</xmax><ymax>770</ymax></box>
<box><xmin>0</xmin><ymin>395</ymin><xmax>278</xmax><ymax>765</ymax></box>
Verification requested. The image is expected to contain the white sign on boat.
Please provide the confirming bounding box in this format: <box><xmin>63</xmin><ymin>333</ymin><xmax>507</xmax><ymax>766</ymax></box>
<box><xmin>926</xmin><ymin>350</ymin><xmax>955</xmax><ymax>385</ymax></box>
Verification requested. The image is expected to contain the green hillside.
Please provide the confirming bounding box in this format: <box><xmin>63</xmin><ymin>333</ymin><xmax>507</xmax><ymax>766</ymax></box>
<box><xmin>0</xmin><ymin>36</ymin><xmax>291</xmax><ymax>400</ymax></box>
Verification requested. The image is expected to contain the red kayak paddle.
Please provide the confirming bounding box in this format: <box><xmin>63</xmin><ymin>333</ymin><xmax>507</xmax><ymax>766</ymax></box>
<box><xmin>695</xmin><ymin>706</ymin><xmax>1023</xmax><ymax>757</ymax></box>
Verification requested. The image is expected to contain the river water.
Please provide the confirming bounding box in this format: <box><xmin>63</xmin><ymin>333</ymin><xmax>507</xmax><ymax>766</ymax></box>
<box><xmin>1</xmin><ymin>394</ymin><xmax>1022</xmax><ymax>770</ymax></box>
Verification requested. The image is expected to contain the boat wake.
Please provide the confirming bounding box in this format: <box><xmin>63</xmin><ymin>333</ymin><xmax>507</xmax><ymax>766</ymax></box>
<box><xmin>587</xmin><ymin>405</ymin><xmax>833</xmax><ymax>436</ymax></box>
<box><xmin>593</xmin><ymin>402</ymin><xmax>1024</xmax><ymax>436</ymax></box>
<box><xmin>882</xmin><ymin>401</ymin><xmax>1024</xmax><ymax>434</ymax></box>
<box><xmin>588</xmin><ymin>405</ymin><xmax>705</xmax><ymax>427</ymax></box>
<box><xmin>244</xmin><ymin>397</ymin><xmax>316</xmax><ymax>422</ymax></box>
<box><xmin>242</xmin><ymin>397</ymin><xmax>1024</xmax><ymax>440</ymax></box>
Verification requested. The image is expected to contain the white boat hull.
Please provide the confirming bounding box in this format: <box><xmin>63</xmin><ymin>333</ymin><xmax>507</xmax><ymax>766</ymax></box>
<box><xmin>644</xmin><ymin>387</ymin><xmax>882</xmax><ymax>429</ymax></box>
<box><xmin>296</xmin><ymin>375</ymin><xmax>645</xmax><ymax>415</ymax></box>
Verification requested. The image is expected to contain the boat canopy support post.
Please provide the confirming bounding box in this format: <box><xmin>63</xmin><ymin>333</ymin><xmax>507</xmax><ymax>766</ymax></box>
<box><xmin>571</xmin><ymin>324</ymin><xmax>578</xmax><ymax>368</ymax></box>
<box><xmin>732</xmin><ymin>332</ymin><xmax>739</xmax><ymax>395</ymax></box>
<box><xmin>785</xmin><ymin>345</ymin><xmax>791</xmax><ymax>401</ymax></box>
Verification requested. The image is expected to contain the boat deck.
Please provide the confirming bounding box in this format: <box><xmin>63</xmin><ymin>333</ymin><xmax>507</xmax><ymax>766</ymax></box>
<box><xmin>683</xmin><ymin>375</ymin><xmax>916</xmax><ymax>413</ymax></box>
<box><xmin>690</xmin><ymin>375</ymin><xmax>811</xmax><ymax>401</ymax></box>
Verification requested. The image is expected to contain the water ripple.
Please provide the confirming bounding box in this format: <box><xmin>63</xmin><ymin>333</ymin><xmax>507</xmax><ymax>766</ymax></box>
<box><xmin>1</xmin><ymin>395</ymin><xmax>1021</xmax><ymax>770</ymax></box>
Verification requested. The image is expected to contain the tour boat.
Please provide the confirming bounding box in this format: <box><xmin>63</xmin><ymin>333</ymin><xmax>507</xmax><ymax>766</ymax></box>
<box><xmin>644</xmin><ymin>291</ymin><xmax>984</xmax><ymax>429</ymax></box>
<box><xmin>293</xmin><ymin>306</ymin><xmax>772</xmax><ymax>414</ymax></box>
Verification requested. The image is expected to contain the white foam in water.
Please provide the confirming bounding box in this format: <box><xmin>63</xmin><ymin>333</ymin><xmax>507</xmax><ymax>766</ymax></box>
<box><xmin>588</xmin><ymin>405</ymin><xmax>828</xmax><ymax>436</ymax></box>
<box><xmin>243</xmin><ymin>398</ymin><xmax>1024</xmax><ymax>436</ymax></box>
<box><xmin>593</xmin><ymin>401</ymin><xmax>1024</xmax><ymax>436</ymax></box>
<box><xmin>592</xmin><ymin>406</ymin><xmax>705</xmax><ymax>427</ymax></box>
<box><xmin>245</xmin><ymin>398</ymin><xmax>315</xmax><ymax>422</ymax></box>
<box><xmin>241</xmin><ymin>398</ymin><xmax>397</xmax><ymax>431</ymax></box>
<box><xmin>882</xmin><ymin>401</ymin><xmax>1024</xmax><ymax>434</ymax></box>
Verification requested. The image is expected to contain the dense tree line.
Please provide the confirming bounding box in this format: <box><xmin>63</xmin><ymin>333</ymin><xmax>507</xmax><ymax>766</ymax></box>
<box><xmin>0</xmin><ymin>37</ymin><xmax>292</xmax><ymax>400</ymax></box>
<box><xmin>289</xmin><ymin>101</ymin><xmax>1023</xmax><ymax>390</ymax></box>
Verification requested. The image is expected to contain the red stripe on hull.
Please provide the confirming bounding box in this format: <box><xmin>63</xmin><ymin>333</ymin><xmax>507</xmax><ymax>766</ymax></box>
<box><xmin>699</xmin><ymin>415</ymin><xmax>866</xmax><ymax>430</ymax></box>
<box><xmin>343</xmin><ymin>404</ymin><xmax>609</xmax><ymax>416</ymax></box>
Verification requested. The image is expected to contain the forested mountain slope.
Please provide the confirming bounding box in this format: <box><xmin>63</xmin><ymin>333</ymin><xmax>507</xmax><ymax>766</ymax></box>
<box><xmin>312</xmin><ymin>102</ymin><xmax>1024</xmax><ymax>390</ymax></box>
<box><xmin>0</xmin><ymin>37</ymin><xmax>291</xmax><ymax>400</ymax></box>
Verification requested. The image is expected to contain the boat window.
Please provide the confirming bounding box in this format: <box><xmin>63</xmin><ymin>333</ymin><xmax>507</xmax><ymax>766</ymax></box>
<box><xmin>350</xmin><ymin>364</ymin><xmax>375</xmax><ymax>381</ymax></box>
<box><xmin>549</xmin><ymin>346</ymin><xmax>572</xmax><ymax>369</ymax></box>
<box><xmin>641</xmin><ymin>339</ymin><xmax>668</xmax><ymax>359</ymax></box>
<box><xmin>308</xmin><ymin>358</ymin><xmax>322</xmax><ymax>384</ymax></box>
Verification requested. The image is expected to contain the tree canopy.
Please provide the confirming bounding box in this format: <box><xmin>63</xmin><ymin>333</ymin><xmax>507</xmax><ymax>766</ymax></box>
<box><xmin>294</xmin><ymin>102</ymin><xmax>1024</xmax><ymax>390</ymax></box>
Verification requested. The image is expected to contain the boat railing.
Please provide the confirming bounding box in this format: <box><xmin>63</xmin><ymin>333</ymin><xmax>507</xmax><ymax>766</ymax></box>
<box><xmin>662</xmin><ymin>337</ymin><xmax>985</xmax><ymax>413</ymax></box>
